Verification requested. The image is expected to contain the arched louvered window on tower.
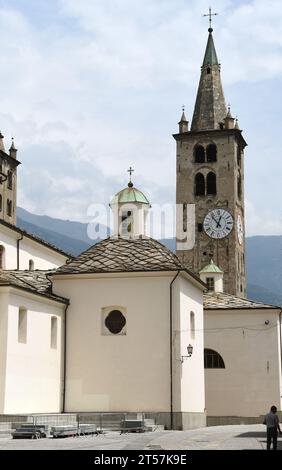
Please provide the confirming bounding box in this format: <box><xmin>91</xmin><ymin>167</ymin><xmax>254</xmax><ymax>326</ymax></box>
<box><xmin>206</xmin><ymin>172</ymin><xmax>217</xmax><ymax>195</ymax></box>
<box><xmin>204</xmin><ymin>348</ymin><xmax>225</xmax><ymax>369</ymax></box>
<box><xmin>195</xmin><ymin>173</ymin><xmax>205</xmax><ymax>196</ymax></box>
<box><xmin>206</xmin><ymin>144</ymin><xmax>217</xmax><ymax>162</ymax></box>
<box><xmin>194</xmin><ymin>145</ymin><xmax>205</xmax><ymax>163</ymax></box>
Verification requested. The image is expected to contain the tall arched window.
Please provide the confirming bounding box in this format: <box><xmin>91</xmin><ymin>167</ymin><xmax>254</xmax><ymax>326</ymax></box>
<box><xmin>18</xmin><ymin>307</ymin><xmax>27</xmax><ymax>344</ymax></box>
<box><xmin>121</xmin><ymin>211</ymin><xmax>133</xmax><ymax>235</ymax></box>
<box><xmin>204</xmin><ymin>349</ymin><xmax>225</xmax><ymax>368</ymax></box>
<box><xmin>237</xmin><ymin>147</ymin><xmax>241</xmax><ymax>167</ymax></box>
<box><xmin>190</xmin><ymin>311</ymin><xmax>195</xmax><ymax>339</ymax></box>
<box><xmin>183</xmin><ymin>203</ymin><xmax>187</xmax><ymax>233</ymax></box>
<box><xmin>207</xmin><ymin>172</ymin><xmax>216</xmax><ymax>195</ymax></box>
<box><xmin>7</xmin><ymin>171</ymin><xmax>13</xmax><ymax>190</ymax></box>
<box><xmin>194</xmin><ymin>145</ymin><xmax>205</xmax><ymax>163</ymax></box>
<box><xmin>195</xmin><ymin>173</ymin><xmax>205</xmax><ymax>196</ymax></box>
<box><xmin>7</xmin><ymin>199</ymin><xmax>12</xmax><ymax>217</ymax></box>
<box><xmin>206</xmin><ymin>144</ymin><xmax>217</xmax><ymax>162</ymax></box>
<box><xmin>51</xmin><ymin>316</ymin><xmax>58</xmax><ymax>349</ymax></box>
<box><xmin>237</xmin><ymin>173</ymin><xmax>242</xmax><ymax>200</ymax></box>
<box><xmin>0</xmin><ymin>245</ymin><xmax>5</xmax><ymax>269</ymax></box>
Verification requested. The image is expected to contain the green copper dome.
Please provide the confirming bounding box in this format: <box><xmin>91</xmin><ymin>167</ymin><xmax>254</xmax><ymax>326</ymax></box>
<box><xmin>111</xmin><ymin>184</ymin><xmax>150</xmax><ymax>205</ymax></box>
<box><xmin>199</xmin><ymin>259</ymin><xmax>223</xmax><ymax>274</ymax></box>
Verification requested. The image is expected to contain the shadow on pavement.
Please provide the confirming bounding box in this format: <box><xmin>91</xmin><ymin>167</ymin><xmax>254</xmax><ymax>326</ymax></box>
<box><xmin>236</xmin><ymin>433</ymin><xmax>282</xmax><ymax>450</ymax></box>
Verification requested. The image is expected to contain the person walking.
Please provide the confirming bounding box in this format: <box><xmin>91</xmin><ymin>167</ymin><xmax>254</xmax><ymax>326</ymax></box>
<box><xmin>263</xmin><ymin>405</ymin><xmax>281</xmax><ymax>450</ymax></box>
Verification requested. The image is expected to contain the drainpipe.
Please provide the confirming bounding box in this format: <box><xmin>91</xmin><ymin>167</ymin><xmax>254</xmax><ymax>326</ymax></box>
<box><xmin>169</xmin><ymin>270</ymin><xmax>180</xmax><ymax>430</ymax></box>
<box><xmin>16</xmin><ymin>233</ymin><xmax>24</xmax><ymax>269</ymax></box>
<box><xmin>62</xmin><ymin>303</ymin><xmax>69</xmax><ymax>413</ymax></box>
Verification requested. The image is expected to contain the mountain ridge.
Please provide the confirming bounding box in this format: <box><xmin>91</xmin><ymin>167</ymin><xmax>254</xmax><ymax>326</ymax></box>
<box><xmin>16</xmin><ymin>207</ymin><xmax>282</xmax><ymax>306</ymax></box>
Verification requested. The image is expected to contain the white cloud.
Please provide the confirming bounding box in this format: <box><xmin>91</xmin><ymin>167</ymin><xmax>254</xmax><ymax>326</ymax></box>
<box><xmin>0</xmin><ymin>0</ymin><xmax>280</xmax><ymax>235</ymax></box>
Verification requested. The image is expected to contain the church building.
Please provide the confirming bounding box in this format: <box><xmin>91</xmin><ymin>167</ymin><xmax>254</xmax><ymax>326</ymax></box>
<box><xmin>0</xmin><ymin>19</ymin><xmax>281</xmax><ymax>429</ymax></box>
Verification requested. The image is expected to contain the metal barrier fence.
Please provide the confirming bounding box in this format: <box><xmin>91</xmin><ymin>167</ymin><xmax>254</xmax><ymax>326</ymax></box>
<box><xmin>0</xmin><ymin>412</ymin><xmax>156</xmax><ymax>435</ymax></box>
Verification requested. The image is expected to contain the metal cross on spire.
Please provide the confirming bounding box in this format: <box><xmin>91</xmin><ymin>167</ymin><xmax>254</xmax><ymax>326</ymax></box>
<box><xmin>127</xmin><ymin>166</ymin><xmax>134</xmax><ymax>179</ymax></box>
<box><xmin>127</xmin><ymin>166</ymin><xmax>134</xmax><ymax>187</ymax></box>
<box><xmin>203</xmin><ymin>7</ymin><xmax>218</xmax><ymax>32</ymax></box>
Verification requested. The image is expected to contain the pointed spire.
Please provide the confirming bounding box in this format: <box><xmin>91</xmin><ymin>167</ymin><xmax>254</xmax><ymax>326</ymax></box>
<box><xmin>202</xmin><ymin>31</ymin><xmax>219</xmax><ymax>67</ymax></box>
<box><xmin>226</xmin><ymin>105</ymin><xmax>232</xmax><ymax>118</ymax></box>
<box><xmin>178</xmin><ymin>105</ymin><xmax>189</xmax><ymax>133</ymax></box>
<box><xmin>9</xmin><ymin>137</ymin><xmax>18</xmax><ymax>158</ymax></box>
<box><xmin>224</xmin><ymin>105</ymin><xmax>235</xmax><ymax>129</ymax></box>
<box><xmin>0</xmin><ymin>132</ymin><xmax>5</xmax><ymax>152</ymax></box>
<box><xmin>191</xmin><ymin>29</ymin><xmax>227</xmax><ymax>132</ymax></box>
<box><xmin>235</xmin><ymin>117</ymin><xmax>240</xmax><ymax>130</ymax></box>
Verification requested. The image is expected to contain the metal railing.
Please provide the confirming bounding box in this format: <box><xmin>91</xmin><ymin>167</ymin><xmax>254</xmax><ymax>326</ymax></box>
<box><xmin>0</xmin><ymin>412</ymin><xmax>157</xmax><ymax>436</ymax></box>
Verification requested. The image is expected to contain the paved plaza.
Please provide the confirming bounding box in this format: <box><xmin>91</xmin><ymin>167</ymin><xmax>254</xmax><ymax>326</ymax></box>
<box><xmin>0</xmin><ymin>424</ymin><xmax>280</xmax><ymax>450</ymax></box>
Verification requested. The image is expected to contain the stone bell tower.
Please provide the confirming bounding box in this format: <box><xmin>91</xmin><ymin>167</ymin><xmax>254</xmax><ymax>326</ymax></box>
<box><xmin>0</xmin><ymin>134</ymin><xmax>20</xmax><ymax>225</ymax></box>
<box><xmin>174</xmin><ymin>23</ymin><xmax>247</xmax><ymax>298</ymax></box>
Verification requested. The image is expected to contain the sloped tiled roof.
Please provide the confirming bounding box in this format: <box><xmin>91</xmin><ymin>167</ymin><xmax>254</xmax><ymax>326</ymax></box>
<box><xmin>0</xmin><ymin>270</ymin><xmax>68</xmax><ymax>304</ymax></box>
<box><xmin>204</xmin><ymin>292</ymin><xmax>279</xmax><ymax>310</ymax></box>
<box><xmin>54</xmin><ymin>237</ymin><xmax>202</xmax><ymax>285</ymax></box>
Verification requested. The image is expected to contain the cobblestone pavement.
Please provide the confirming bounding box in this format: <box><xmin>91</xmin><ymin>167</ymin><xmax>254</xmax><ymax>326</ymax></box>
<box><xmin>0</xmin><ymin>424</ymin><xmax>281</xmax><ymax>450</ymax></box>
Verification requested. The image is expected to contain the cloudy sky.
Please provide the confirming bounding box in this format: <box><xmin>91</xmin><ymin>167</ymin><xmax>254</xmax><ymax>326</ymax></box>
<box><xmin>0</xmin><ymin>0</ymin><xmax>281</xmax><ymax>236</ymax></box>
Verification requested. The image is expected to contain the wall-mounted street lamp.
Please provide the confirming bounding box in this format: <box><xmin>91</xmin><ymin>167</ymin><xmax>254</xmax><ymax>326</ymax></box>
<box><xmin>181</xmin><ymin>344</ymin><xmax>193</xmax><ymax>363</ymax></box>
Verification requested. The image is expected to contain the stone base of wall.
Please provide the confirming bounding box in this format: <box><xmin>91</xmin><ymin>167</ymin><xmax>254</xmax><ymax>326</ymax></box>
<box><xmin>144</xmin><ymin>412</ymin><xmax>206</xmax><ymax>430</ymax></box>
<box><xmin>207</xmin><ymin>415</ymin><xmax>263</xmax><ymax>426</ymax></box>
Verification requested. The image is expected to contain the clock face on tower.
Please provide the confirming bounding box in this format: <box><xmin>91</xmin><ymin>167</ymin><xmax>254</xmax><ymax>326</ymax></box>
<box><xmin>203</xmin><ymin>209</ymin><xmax>234</xmax><ymax>239</ymax></box>
<box><xmin>237</xmin><ymin>214</ymin><xmax>244</xmax><ymax>245</ymax></box>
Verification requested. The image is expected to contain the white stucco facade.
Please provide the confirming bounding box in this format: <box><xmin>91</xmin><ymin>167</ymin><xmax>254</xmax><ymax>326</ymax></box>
<box><xmin>0</xmin><ymin>287</ymin><xmax>65</xmax><ymax>414</ymax></box>
<box><xmin>204</xmin><ymin>308</ymin><xmax>282</xmax><ymax>419</ymax></box>
<box><xmin>0</xmin><ymin>223</ymin><xmax>68</xmax><ymax>270</ymax></box>
<box><xmin>173</xmin><ymin>275</ymin><xmax>205</xmax><ymax>415</ymax></box>
<box><xmin>53</xmin><ymin>271</ymin><xmax>205</xmax><ymax>427</ymax></box>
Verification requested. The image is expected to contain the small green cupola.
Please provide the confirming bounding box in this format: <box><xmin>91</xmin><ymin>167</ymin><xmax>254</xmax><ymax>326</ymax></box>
<box><xmin>199</xmin><ymin>259</ymin><xmax>224</xmax><ymax>292</ymax></box>
<box><xmin>110</xmin><ymin>168</ymin><xmax>151</xmax><ymax>238</ymax></box>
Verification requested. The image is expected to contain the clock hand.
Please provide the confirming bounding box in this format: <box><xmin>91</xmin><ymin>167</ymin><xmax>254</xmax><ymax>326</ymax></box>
<box><xmin>216</xmin><ymin>215</ymin><xmax>222</xmax><ymax>228</ymax></box>
<box><xmin>211</xmin><ymin>214</ymin><xmax>222</xmax><ymax>228</ymax></box>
